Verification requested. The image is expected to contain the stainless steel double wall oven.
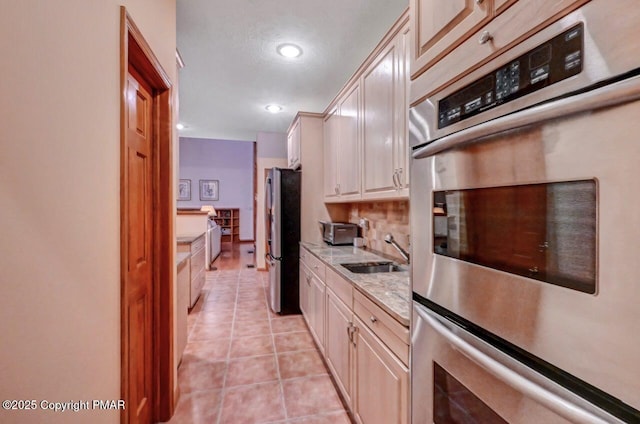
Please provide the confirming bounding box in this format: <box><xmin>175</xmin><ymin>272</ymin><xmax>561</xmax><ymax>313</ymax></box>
<box><xmin>410</xmin><ymin>1</ymin><xmax>640</xmax><ymax>422</ymax></box>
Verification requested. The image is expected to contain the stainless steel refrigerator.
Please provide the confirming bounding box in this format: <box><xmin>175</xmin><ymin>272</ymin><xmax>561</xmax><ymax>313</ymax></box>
<box><xmin>265</xmin><ymin>168</ymin><xmax>301</xmax><ymax>314</ymax></box>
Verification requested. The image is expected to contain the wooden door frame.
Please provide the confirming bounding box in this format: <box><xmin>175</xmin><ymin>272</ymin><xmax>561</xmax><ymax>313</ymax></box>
<box><xmin>253</xmin><ymin>141</ymin><xmax>257</xmax><ymax>245</ymax></box>
<box><xmin>120</xmin><ymin>8</ymin><xmax>175</xmax><ymax>422</ymax></box>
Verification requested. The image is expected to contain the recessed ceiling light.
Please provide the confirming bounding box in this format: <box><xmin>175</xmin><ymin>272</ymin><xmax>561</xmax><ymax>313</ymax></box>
<box><xmin>277</xmin><ymin>43</ymin><xmax>302</xmax><ymax>58</ymax></box>
<box><xmin>176</xmin><ymin>123</ymin><xmax>185</xmax><ymax>130</ymax></box>
<box><xmin>265</xmin><ymin>104</ymin><xmax>283</xmax><ymax>114</ymax></box>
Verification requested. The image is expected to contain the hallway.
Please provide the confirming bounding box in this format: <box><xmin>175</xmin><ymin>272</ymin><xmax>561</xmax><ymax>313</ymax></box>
<box><xmin>168</xmin><ymin>243</ymin><xmax>351</xmax><ymax>423</ymax></box>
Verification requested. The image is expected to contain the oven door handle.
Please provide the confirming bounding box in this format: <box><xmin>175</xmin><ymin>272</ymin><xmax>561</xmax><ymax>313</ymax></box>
<box><xmin>413</xmin><ymin>74</ymin><xmax>640</xmax><ymax>159</ymax></box>
<box><xmin>414</xmin><ymin>304</ymin><xmax>622</xmax><ymax>424</ymax></box>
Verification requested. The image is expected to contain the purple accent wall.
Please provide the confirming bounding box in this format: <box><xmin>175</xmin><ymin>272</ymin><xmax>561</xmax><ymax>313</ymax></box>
<box><xmin>179</xmin><ymin>137</ymin><xmax>255</xmax><ymax>240</ymax></box>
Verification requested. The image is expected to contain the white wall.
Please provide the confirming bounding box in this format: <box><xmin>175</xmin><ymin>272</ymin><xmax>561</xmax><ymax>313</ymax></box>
<box><xmin>179</xmin><ymin>137</ymin><xmax>255</xmax><ymax>240</ymax></box>
<box><xmin>0</xmin><ymin>2</ymin><xmax>176</xmax><ymax>423</ymax></box>
<box><xmin>257</xmin><ymin>131</ymin><xmax>288</xmax><ymax>158</ymax></box>
<box><xmin>255</xmin><ymin>132</ymin><xmax>288</xmax><ymax>269</ymax></box>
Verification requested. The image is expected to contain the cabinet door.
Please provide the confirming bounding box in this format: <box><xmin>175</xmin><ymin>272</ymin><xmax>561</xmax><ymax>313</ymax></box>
<box><xmin>325</xmin><ymin>288</ymin><xmax>353</xmax><ymax>407</ymax></box>
<box><xmin>395</xmin><ymin>24</ymin><xmax>410</xmax><ymax>190</ymax></box>
<box><xmin>299</xmin><ymin>262</ymin><xmax>310</xmax><ymax>317</ymax></box>
<box><xmin>309</xmin><ymin>271</ymin><xmax>326</xmax><ymax>350</ymax></box>
<box><xmin>288</xmin><ymin>119</ymin><xmax>301</xmax><ymax>169</ymax></box>
<box><xmin>494</xmin><ymin>0</ymin><xmax>518</xmax><ymax>15</ymax></box>
<box><xmin>410</xmin><ymin>0</ymin><xmax>491</xmax><ymax>78</ymax></box>
<box><xmin>362</xmin><ymin>41</ymin><xmax>396</xmax><ymax>196</ymax></box>
<box><xmin>323</xmin><ymin>107</ymin><xmax>339</xmax><ymax>199</ymax></box>
<box><xmin>287</xmin><ymin>130</ymin><xmax>294</xmax><ymax>168</ymax></box>
<box><xmin>362</xmin><ymin>30</ymin><xmax>409</xmax><ymax>200</ymax></box>
<box><xmin>337</xmin><ymin>83</ymin><xmax>361</xmax><ymax>197</ymax></box>
<box><xmin>354</xmin><ymin>317</ymin><xmax>409</xmax><ymax>424</ymax></box>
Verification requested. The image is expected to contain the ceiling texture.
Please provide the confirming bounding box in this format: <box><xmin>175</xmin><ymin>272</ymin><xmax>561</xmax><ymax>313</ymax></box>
<box><xmin>177</xmin><ymin>0</ymin><xmax>409</xmax><ymax>141</ymax></box>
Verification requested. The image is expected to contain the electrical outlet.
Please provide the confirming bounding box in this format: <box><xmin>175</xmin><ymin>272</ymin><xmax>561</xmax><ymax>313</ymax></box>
<box><xmin>359</xmin><ymin>218</ymin><xmax>370</xmax><ymax>230</ymax></box>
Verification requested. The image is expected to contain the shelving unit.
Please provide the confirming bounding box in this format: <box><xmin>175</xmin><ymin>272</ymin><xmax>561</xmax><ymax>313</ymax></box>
<box><xmin>213</xmin><ymin>208</ymin><xmax>240</xmax><ymax>243</ymax></box>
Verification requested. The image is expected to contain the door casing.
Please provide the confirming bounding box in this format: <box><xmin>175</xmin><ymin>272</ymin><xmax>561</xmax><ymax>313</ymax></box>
<box><xmin>120</xmin><ymin>7</ymin><xmax>175</xmax><ymax>423</ymax></box>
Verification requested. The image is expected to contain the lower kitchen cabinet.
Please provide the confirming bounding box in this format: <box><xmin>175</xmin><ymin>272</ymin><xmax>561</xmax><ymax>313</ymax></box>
<box><xmin>325</xmin><ymin>287</ymin><xmax>354</xmax><ymax>408</ymax></box>
<box><xmin>299</xmin><ymin>246</ymin><xmax>409</xmax><ymax>424</ymax></box>
<box><xmin>177</xmin><ymin>233</ymin><xmax>206</xmax><ymax>309</ymax></box>
<box><xmin>299</xmin><ymin>260</ymin><xmax>326</xmax><ymax>354</ymax></box>
<box><xmin>299</xmin><ymin>262</ymin><xmax>309</xmax><ymax>317</ymax></box>
<box><xmin>176</xmin><ymin>254</ymin><xmax>190</xmax><ymax>363</ymax></box>
<box><xmin>353</xmin><ymin>316</ymin><xmax>409</xmax><ymax>424</ymax></box>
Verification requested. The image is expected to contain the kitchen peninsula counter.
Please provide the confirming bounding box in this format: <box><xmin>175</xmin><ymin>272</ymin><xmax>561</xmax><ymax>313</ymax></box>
<box><xmin>177</xmin><ymin>232</ymin><xmax>205</xmax><ymax>244</ymax></box>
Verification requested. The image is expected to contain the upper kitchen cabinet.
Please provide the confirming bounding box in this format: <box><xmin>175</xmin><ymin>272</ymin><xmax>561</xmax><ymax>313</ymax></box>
<box><xmin>287</xmin><ymin>119</ymin><xmax>301</xmax><ymax>170</ymax></box>
<box><xmin>323</xmin><ymin>106</ymin><xmax>340</xmax><ymax>200</ymax></box>
<box><xmin>410</xmin><ymin>0</ymin><xmax>491</xmax><ymax>79</ymax></box>
<box><xmin>410</xmin><ymin>0</ymin><xmax>590</xmax><ymax>102</ymax></box>
<box><xmin>362</xmin><ymin>22</ymin><xmax>410</xmax><ymax>200</ymax></box>
<box><xmin>494</xmin><ymin>0</ymin><xmax>518</xmax><ymax>14</ymax></box>
<box><xmin>287</xmin><ymin>112</ymin><xmax>330</xmax><ymax>243</ymax></box>
<box><xmin>323</xmin><ymin>83</ymin><xmax>361</xmax><ymax>202</ymax></box>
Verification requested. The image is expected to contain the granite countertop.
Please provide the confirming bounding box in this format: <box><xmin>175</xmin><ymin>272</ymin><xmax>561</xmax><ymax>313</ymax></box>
<box><xmin>177</xmin><ymin>232</ymin><xmax>206</xmax><ymax>244</ymax></box>
<box><xmin>176</xmin><ymin>252</ymin><xmax>191</xmax><ymax>267</ymax></box>
<box><xmin>300</xmin><ymin>242</ymin><xmax>410</xmax><ymax>327</ymax></box>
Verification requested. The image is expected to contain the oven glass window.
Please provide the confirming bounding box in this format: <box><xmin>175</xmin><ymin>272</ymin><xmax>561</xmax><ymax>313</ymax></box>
<box><xmin>433</xmin><ymin>180</ymin><xmax>596</xmax><ymax>293</ymax></box>
<box><xmin>434</xmin><ymin>363</ymin><xmax>507</xmax><ymax>423</ymax></box>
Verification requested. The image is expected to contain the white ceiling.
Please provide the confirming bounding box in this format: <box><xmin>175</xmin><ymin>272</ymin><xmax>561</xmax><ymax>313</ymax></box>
<box><xmin>176</xmin><ymin>0</ymin><xmax>409</xmax><ymax>141</ymax></box>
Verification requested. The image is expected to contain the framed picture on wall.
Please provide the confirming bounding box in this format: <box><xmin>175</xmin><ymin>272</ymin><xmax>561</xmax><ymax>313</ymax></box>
<box><xmin>199</xmin><ymin>179</ymin><xmax>219</xmax><ymax>201</ymax></box>
<box><xmin>177</xmin><ymin>179</ymin><xmax>191</xmax><ymax>201</ymax></box>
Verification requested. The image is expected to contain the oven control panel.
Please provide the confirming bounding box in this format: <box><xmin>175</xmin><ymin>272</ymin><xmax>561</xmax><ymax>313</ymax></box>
<box><xmin>438</xmin><ymin>24</ymin><xmax>584</xmax><ymax>129</ymax></box>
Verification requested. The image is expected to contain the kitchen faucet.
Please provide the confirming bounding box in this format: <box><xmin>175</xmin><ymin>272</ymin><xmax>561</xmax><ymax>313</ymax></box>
<box><xmin>384</xmin><ymin>234</ymin><xmax>410</xmax><ymax>264</ymax></box>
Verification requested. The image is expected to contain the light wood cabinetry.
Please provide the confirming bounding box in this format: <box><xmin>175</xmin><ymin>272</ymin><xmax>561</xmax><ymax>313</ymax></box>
<box><xmin>410</xmin><ymin>0</ymin><xmax>590</xmax><ymax>102</ymax></box>
<box><xmin>362</xmin><ymin>22</ymin><xmax>410</xmax><ymax>200</ymax></box>
<box><xmin>299</xmin><ymin>250</ymin><xmax>326</xmax><ymax>353</ymax></box>
<box><xmin>326</xmin><ymin>288</ymin><xmax>353</xmax><ymax>407</ymax></box>
<box><xmin>287</xmin><ymin>113</ymin><xmax>332</xmax><ymax>244</ymax></box>
<box><xmin>353</xmin><ymin>316</ymin><xmax>409</xmax><ymax>424</ymax></box>
<box><xmin>323</xmin><ymin>12</ymin><xmax>410</xmax><ymax>203</ymax></box>
<box><xmin>410</xmin><ymin>0</ymin><xmax>491</xmax><ymax>79</ymax></box>
<box><xmin>287</xmin><ymin>119</ymin><xmax>301</xmax><ymax>170</ymax></box>
<box><xmin>299</xmin><ymin>262</ymin><xmax>309</xmax><ymax>317</ymax></box>
<box><xmin>323</xmin><ymin>106</ymin><xmax>339</xmax><ymax>200</ymax></box>
<box><xmin>213</xmin><ymin>208</ymin><xmax>239</xmax><ymax>243</ymax></box>
<box><xmin>309</xmin><ymin>272</ymin><xmax>326</xmax><ymax>351</ymax></box>
<box><xmin>177</xmin><ymin>233</ymin><xmax>206</xmax><ymax>309</ymax></box>
<box><xmin>325</xmin><ymin>268</ymin><xmax>356</xmax><ymax>408</ymax></box>
<box><xmin>299</xmin><ymin>246</ymin><xmax>409</xmax><ymax>423</ymax></box>
<box><xmin>176</xmin><ymin>255</ymin><xmax>190</xmax><ymax>362</ymax></box>
<box><xmin>323</xmin><ymin>83</ymin><xmax>361</xmax><ymax>201</ymax></box>
<box><xmin>494</xmin><ymin>0</ymin><xmax>518</xmax><ymax>14</ymax></box>
<box><xmin>353</xmin><ymin>290</ymin><xmax>410</xmax><ymax>366</ymax></box>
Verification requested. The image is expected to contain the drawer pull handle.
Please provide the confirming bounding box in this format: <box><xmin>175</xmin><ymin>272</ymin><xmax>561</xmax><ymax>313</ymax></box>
<box><xmin>370</xmin><ymin>316</ymin><xmax>378</xmax><ymax>323</ymax></box>
<box><xmin>479</xmin><ymin>31</ymin><xmax>493</xmax><ymax>45</ymax></box>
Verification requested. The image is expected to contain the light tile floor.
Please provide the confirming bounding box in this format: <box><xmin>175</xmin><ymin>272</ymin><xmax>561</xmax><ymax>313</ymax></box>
<box><xmin>167</xmin><ymin>268</ymin><xmax>352</xmax><ymax>424</ymax></box>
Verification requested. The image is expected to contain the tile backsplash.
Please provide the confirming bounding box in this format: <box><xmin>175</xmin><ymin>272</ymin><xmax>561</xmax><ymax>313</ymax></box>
<box><xmin>347</xmin><ymin>200</ymin><xmax>410</xmax><ymax>262</ymax></box>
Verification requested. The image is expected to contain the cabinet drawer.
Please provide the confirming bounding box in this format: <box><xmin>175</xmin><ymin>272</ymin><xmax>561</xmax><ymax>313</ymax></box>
<box><xmin>299</xmin><ymin>247</ymin><xmax>326</xmax><ymax>281</ymax></box>
<box><xmin>325</xmin><ymin>266</ymin><xmax>353</xmax><ymax>308</ymax></box>
<box><xmin>190</xmin><ymin>247</ymin><xmax>205</xmax><ymax>276</ymax></box>
<box><xmin>190</xmin><ymin>234</ymin><xmax>206</xmax><ymax>255</ymax></box>
<box><xmin>190</xmin><ymin>268</ymin><xmax>205</xmax><ymax>308</ymax></box>
<box><xmin>354</xmin><ymin>290</ymin><xmax>409</xmax><ymax>366</ymax></box>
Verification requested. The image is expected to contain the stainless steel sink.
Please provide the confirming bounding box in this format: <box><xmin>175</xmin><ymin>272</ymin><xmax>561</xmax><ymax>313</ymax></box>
<box><xmin>340</xmin><ymin>261</ymin><xmax>402</xmax><ymax>274</ymax></box>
